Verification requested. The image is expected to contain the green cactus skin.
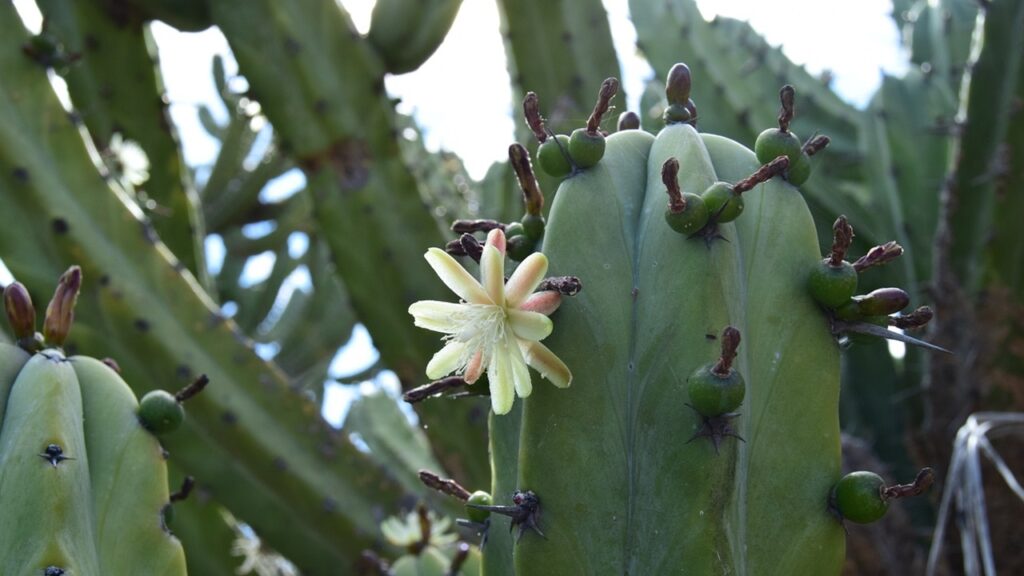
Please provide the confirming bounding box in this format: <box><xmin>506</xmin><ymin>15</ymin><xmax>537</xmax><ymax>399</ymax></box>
<box><xmin>831</xmin><ymin>471</ymin><xmax>888</xmax><ymax>524</ymax></box>
<box><xmin>487</xmin><ymin>116</ymin><xmax>843</xmax><ymax>573</ymax></box>
<box><xmin>37</xmin><ymin>0</ymin><xmax>209</xmax><ymax>289</ymax></box>
<box><xmin>0</xmin><ymin>349</ymin><xmax>186</xmax><ymax>575</ymax></box>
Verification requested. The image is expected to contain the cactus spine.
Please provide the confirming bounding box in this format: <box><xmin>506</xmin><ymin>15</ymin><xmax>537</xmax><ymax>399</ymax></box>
<box><xmin>0</xmin><ymin>269</ymin><xmax>186</xmax><ymax>575</ymax></box>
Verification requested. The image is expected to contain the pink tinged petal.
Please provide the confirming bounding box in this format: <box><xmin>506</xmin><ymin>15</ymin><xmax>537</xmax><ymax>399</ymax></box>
<box><xmin>486</xmin><ymin>228</ymin><xmax>507</xmax><ymax>255</ymax></box>
<box><xmin>464</xmin><ymin>350</ymin><xmax>485</xmax><ymax>384</ymax></box>
<box><xmin>480</xmin><ymin>244</ymin><xmax>505</xmax><ymax>307</ymax></box>
<box><xmin>506</xmin><ymin>332</ymin><xmax>533</xmax><ymax>398</ymax></box>
<box><xmin>508</xmin><ymin>309</ymin><xmax>553</xmax><ymax>341</ymax></box>
<box><xmin>426</xmin><ymin>341</ymin><xmax>467</xmax><ymax>380</ymax></box>
<box><xmin>520</xmin><ymin>291</ymin><xmax>562</xmax><ymax>316</ymax></box>
<box><xmin>523</xmin><ymin>341</ymin><xmax>572</xmax><ymax>388</ymax></box>
<box><xmin>488</xmin><ymin>340</ymin><xmax>515</xmax><ymax>415</ymax></box>
<box><xmin>504</xmin><ymin>252</ymin><xmax>549</xmax><ymax>307</ymax></box>
<box><xmin>424</xmin><ymin>248</ymin><xmax>492</xmax><ymax>305</ymax></box>
<box><xmin>408</xmin><ymin>300</ymin><xmax>467</xmax><ymax>333</ymax></box>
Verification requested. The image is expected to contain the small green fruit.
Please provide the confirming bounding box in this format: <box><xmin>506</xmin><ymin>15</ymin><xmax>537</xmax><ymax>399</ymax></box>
<box><xmin>686</xmin><ymin>364</ymin><xmax>745</xmax><ymax>417</ymax></box>
<box><xmin>507</xmin><ymin>234</ymin><xmax>535</xmax><ymax>262</ymax></box>
<box><xmin>664</xmin><ymin>194</ymin><xmax>709</xmax><ymax>236</ymax></box>
<box><xmin>537</xmin><ymin>135</ymin><xmax>573</xmax><ymax>177</ymax></box>
<box><xmin>786</xmin><ymin>152</ymin><xmax>812</xmax><ymax>185</ymax></box>
<box><xmin>702</xmin><ymin>182</ymin><xmax>743</xmax><ymax>223</ymax></box>
<box><xmin>832</xmin><ymin>471</ymin><xmax>888</xmax><ymax>524</ymax></box>
<box><xmin>521</xmin><ymin>213</ymin><xmax>545</xmax><ymax>242</ymax></box>
<box><xmin>466</xmin><ymin>490</ymin><xmax>493</xmax><ymax>524</ymax></box>
<box><xmin>808</xmin><ymin>260</ymin><xmax>858</xmax><ymax>309</ymax></box>
<box><xmin>138</xmin><ymin>390</ymin><xmax>185</xmax><ymax>435</ymax></box>
<box><xmin>505</xmin><ymin>222</ymin><xmax>525</xmax><ymax>238</ymax></box>
<box><xmin>754</xmin><ymin>128</ymin><xmax>802</xmax><ymax>165</ymax></box>
<box><xmin>568</xmin><ymin>128</ymin><xmax>605</xmax><ymax>169</ymax></box>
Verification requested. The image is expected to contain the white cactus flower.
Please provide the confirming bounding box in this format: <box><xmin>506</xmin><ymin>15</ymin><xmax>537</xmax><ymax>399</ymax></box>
<box><xmin>408</xmin><ymin>228</ymin><xmax>572</xmax><ymax>415</ymax></box>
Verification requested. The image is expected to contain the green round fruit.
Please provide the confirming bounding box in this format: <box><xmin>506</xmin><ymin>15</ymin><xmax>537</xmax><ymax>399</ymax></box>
<box><xmin>702</xmin><ymin>182</ymin><xmax>743</xmax><ymax>223</ymax></box>
<box><xmin>807</xmin><ymin>260</ymin><xmax>858</xmax><ymax>308</ymax></box>
<box><xmin>521</xmin><ymin>213</ymin><xmax>545</xmax><ymax>242</ymax></box>
<box><xmin>663</xmin><ymin>103</ymin><xmax>693</xmax><ymax>125</ymax></box>
<box><xmin>466</xmin><ymin>490</ymin><xmax>493</xmax><ymax>524</ymax></box>
<box><xmin>786</xmin><ymin>152</ymin><xmax>812</xmax><ymax>185</ymax></box>
<box><xmin>138</xmin><ymin>390</ymin><xmax>185</xmax><ymax>435</ymax></box>
<box><xmin>832</xmin><ymin>471</ymin><xmax>888</xmax><ymax>524</ymax></box>
<box><xmin>686</xmin><ymin>364</ymin><xmax>745</xmax><ymax>417</ymax></box>
<box><xmin>507</xmin><ymin>234</ymin><xmax>535</xmax><ymax>262</ymax></box>
<box><xmin>505</xmin><ymin>222</ymin><xmax>525</xmax><ymax>238</ymax></box>
<box><xmin>568</xmin><ymin>128</ymin><xmax>605</xmax><ymax>169</ymax></box>
<box><xmin>754</xmin><ymin>128</ymin><xmax>803</xmax><ymax>165</ymax></box>
<box><xmin>664</xmin><ymin>193</ymin><xmax>709</xmax><ymax>236</ymax></box>
<box><xmin>537</xmin><ymin>135</ymin><xmax>572</xmax><ymax>177</ymax></box>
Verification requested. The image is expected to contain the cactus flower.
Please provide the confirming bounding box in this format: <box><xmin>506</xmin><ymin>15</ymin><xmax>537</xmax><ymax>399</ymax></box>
<box><xmin>409</xmin><ymin>229</ymin><xmax>572</xmax><ymax>415</ymax></box>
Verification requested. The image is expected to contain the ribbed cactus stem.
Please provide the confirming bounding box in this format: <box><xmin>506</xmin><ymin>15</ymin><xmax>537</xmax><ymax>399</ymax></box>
<box><xmin>828</xmin><ymin>216</ymin><xmax>854</xmax><ymax>266</ymax></box>
<box><xmin>509</xmin><ymin>143</ymin><xmax>544</xmax><ymax>216</ymax></box>
<box><xmin>586</xmin><ymin>78</ymin><xmax>619</xmax><ymax>134</ymax></box>
<box><xmin>662</xmin><ymin>157</ymin><xmax>687</xmax><ymax>212</ymax></box>
<box><xmin>43</xmin><ymin>266</ymin><xmax>82</xmax><ymax>347</ymax></box>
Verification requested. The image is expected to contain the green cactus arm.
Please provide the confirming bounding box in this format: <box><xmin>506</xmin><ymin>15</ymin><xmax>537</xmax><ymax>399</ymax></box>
<box><xmin>344</xmin><ymin>390</ymin><xmax>454</xmax><ymax>509</ymax></box>
<box><xmin>0</xmin><ymin>343</ymin><xmax>30</xmax><ymax>419</ymax></box>
<box><xmin>71</xmin><ymin>355</ymin><xmax>187</xmax><ymax>574</ymax></box>
<box><xmin>367</xmin><ymin>0</ymin><xmax>464</xmax><ymax>74</ymax></box>
<box><xmin>164</xmin><ymin>467</ymin><xmax>245</xmax><ymax>576</ymax></box>
<box><xmin>208</xmin><ymin>0</ymin><xmax>491</xmax><ymax>487</ymax></box>
<box><xmin>944</xmin><ymin>0</ymin><xmax>1024</xmax><ymax>295</ymax></box>
<box><xmin>231</xmin><ymin>250</ymin><xmax>302</xmax><ymax>335</ymax></box>
<box><xmin>905</xmin><ymin>0</ymin><xmax>978</xmax><ymax>92</ymax></box>
<box><xmin>988</xmin><ymin>50</ymin><xmax>1024</xmax><ymax>296</ymax></box>
<box><xmin>0</xmin><ymin>10</ymin><xmax>411</xmax><ymax>572</ymax></box>
<box><xmin>703</xmin><ymin>134</ymin><xmax>845</xmax><ymax>575</ymax></box>
<box><xmin>484</xmin><ymin>404</ymin><xmax>521</xmax><ymax>576</ymax></box>
<box><xmin>36</xmin><ymin>1</ymin><xmax>207</xmax><ymax>288</ymax></box>
<box><xmin>0</xmin><ymin>352</ymin><xmax>101</xmax><ymax>575</ymax></box>
<box><xmin>119</xmin><ymin>0</ymin><xmax>212</xmax><ymax>32</ymax></box>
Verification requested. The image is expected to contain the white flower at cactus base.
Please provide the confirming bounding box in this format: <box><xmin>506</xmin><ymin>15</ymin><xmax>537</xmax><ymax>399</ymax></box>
<box><xmin>409</xmin><ymin>228</ymin><xmax>572</xmax><ymax>415</ymax></box>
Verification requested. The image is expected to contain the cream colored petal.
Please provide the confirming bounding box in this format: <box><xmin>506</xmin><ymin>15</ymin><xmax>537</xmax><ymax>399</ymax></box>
<box><xmin>408</xmin><ymin>300</ymin><xmax>466</xmax><ymax>333</ymax></box>
<box><xmin>508</xmin><ymin>309</ymin><xmax>553</xmax><ymax>341</ymax></box>
<box><xmin>424</xmin><ymin>248</ymin><xmax>492</xmax><ymax>304</ymax></box>
<box><xmin>426</xmin><ymin>340</ymin><xmax>467</xmax><ymax>379</ymax></box>
<box><xmin>480</xmin><ymin>244</ymin><xmax>505</xmax><ymax>307</ymax></box>
<box><xmin>520</xmin><ymin>291</ymin><xmax>562</xmax><ymax>316</ymax></box>
<box><xmin>504</xmin><ymin>252</ymin><xmax>548</xmax><ymax>308</ymax></box>
<box><xmin>523</xmin><ymin>341</ymin><xmax>572</xmax><ymax>388</ymax></box>
<box><xmin>464</xmin><ymin>350</ymin><xmax>485</xmax><ymax>383</ymax></box>
<box><xmin>488</xmin><ymin>340</ymin><xmax>515</xmax><ymax>415</ymax></box>
<box><xmin>486</xmin><ymin>228</ymin><xmax>507</xmax><ymax>255</ymax></box>
<box><xmin>507</xmin><ymin>331</ymin><xmax>533</xmax><ymax>398</ymax></box>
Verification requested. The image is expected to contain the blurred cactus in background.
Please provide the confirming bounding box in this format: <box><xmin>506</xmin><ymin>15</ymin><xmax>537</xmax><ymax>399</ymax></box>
<box><xmin>0</xmin><ymin>0</ymin><xmax>1022</xmax><ymax>574</ymax></box>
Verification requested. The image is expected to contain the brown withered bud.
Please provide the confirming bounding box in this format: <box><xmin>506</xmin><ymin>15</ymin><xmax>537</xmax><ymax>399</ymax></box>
<box><xmin>891</xmin><ymin>306</ymin><xmax>934</xmax><ymax>330</ymax></box>
<box><xmin>777</xmin><ymin>85</ymin><xmax>795</xmax><ymax>132</ymax></box>
<box><xmin>418</xmin><ymin>470</ymin><xmax>472</xmax><ymax>501</ymax></box>
<box><xmin>853</xmin><ymin>241</ymin><xmax>904</xmax><ymax>273</ymax></box>
<box><xmin>712</xmin><ymin>326</ymin><xmax>742</xmax><ymax>377</ymax></box>
<box><xmin>3</xmin><ymin>282</ymin><xmax>36</xmax><ymax>341</ymax></box>
<box><xmin>733</xmin><ymin>156</ymin><xmax>790</xmax><ymax>194</ymax></box>
<box><xmin>665</xmin><ymin>63</ymin><xmax>692</xmax><ymax>106</ymax></box>
<box><xmin>803</xmin><ymin>135</ymin><xmax>831</xmax><ymax>157</ymax></box>
<box><xmin>852</xmin><ymin>288</ymin><xmax>910</xmax><ymax>317</ymax></box>
<box><xmin>43</xmin><ymin>266</ymin><xmax>82</xmax><ymax>347</ymax></box>
<box><xmin>586</xmin><ymin>78</ymin><xmax>619</xmax><ymax>134</ymax></box>
<box><xmin>509</xmin><ymin>143</ymin><xmax>544</xmax><ymax>216</ymax></box>
<box><xmin>828</xmin><ymin>216</ymin><xmax>855</xmax><ymax>266</ymax></box>
<box><xmin>882</xmin><ymin>467</ymin><xmax>934</xmax><ymax>500</ymax></box>
<box><xmin>523</xmin><ymin>92</ymin><xmax>548</xmax><ymax>143</ymax></box>
<box><xmin>662</xmin><ymin>157</ymin><xmax>686</xmax><ymax>213</ymax></box>
<box><xmin>617</xmin><ymin>111</ymin><xmax>641</xmax><ymax>131</ymax></box>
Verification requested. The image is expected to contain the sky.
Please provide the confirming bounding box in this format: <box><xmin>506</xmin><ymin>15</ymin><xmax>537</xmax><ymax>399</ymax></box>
<box><xmin>6</xmin><ymin>0</ymin><xmax>911</xmax><ymax>423</ymax></box>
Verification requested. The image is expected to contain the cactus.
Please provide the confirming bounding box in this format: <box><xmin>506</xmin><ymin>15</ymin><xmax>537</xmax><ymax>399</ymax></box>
<box><xmin>0</xmin><ymin>269</ymin><xmax>186</xmax><ymax>575</ymax></box>
<box><xmin>460</xmin><ymin>68</ymin><xmax>942</xmax><ymax>574</ymax></box>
